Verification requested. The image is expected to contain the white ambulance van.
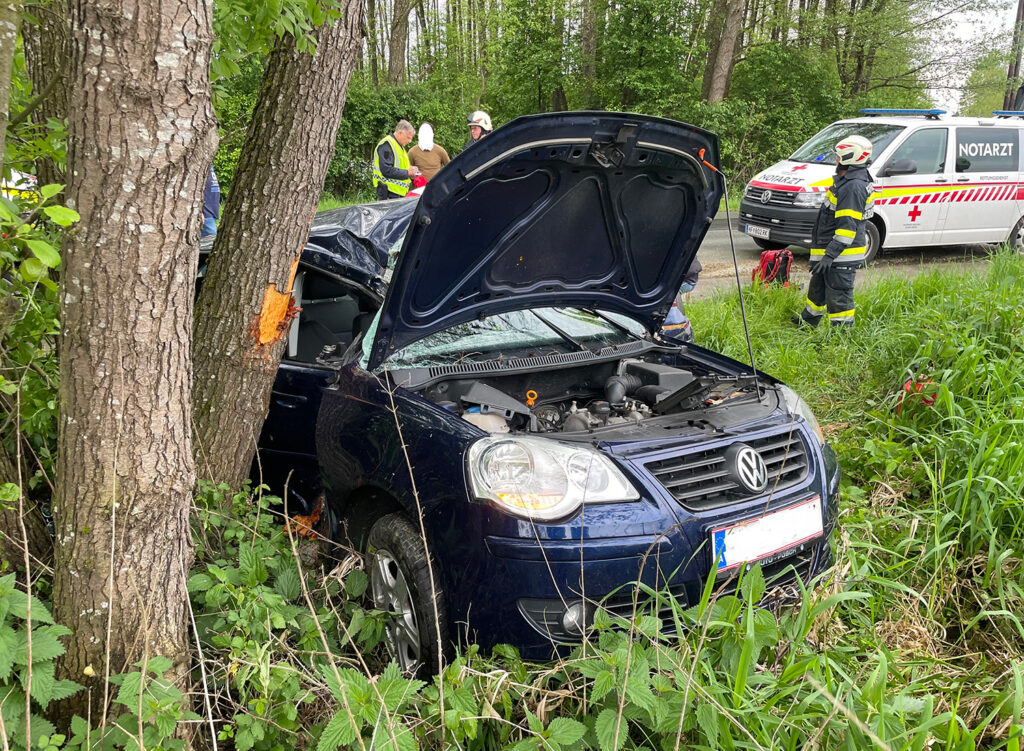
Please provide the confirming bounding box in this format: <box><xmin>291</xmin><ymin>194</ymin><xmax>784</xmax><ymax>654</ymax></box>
<box><xmin>738</xmin><ymin>109</ymin><xmax>1024</xmax><ymax>263</ymax></box>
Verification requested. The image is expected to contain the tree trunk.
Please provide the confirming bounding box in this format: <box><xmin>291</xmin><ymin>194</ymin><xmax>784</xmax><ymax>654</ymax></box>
<box><xmin>0</xmin><ymin>0</ymin><xmax>22</xmax><ymax>172</ymax></box>
<box><xmin>706</xmin><ymin>0</ymin><xmax>744</xmax><ymax>102</ymax></box>
<box><xmin>581</xmin><ymin>0</ymin><xmax>596</xmax><ymax>106</ymax></box>
<box><xmin>1007</xmin><ymin>0</ymin><xmax>1024</xmax><ymax>109</ymax></box>
<box><xmin>53</xmin><ymin>0</ymin><xmax>216</xmax><ymax>723</ymax></box>
<box><xmin>367</xmin><ymin>0</ymin><xmax>379</xmax><ymax>86</ymax></box>
<box><xmin>388</xmin><ymin>0</ymin><xmax>411</xmax><ymax>84</ymax></box>
<box><xmin>192</xmin><ymin>2</ymin><xmax>363</xmax><ymax>490</ymax></box>
<box><xmin>20</xmin><ymin>0</ymin><xmax>68</xmax><ymax>186</ymax></box>
<box><xmin>700</xmin><ymin>2</ymin><xmax>725</xmax><ymax>100</ymax></box>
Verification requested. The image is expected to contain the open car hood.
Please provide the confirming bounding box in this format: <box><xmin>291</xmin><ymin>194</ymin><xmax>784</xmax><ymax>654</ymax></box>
<box><xmin>368</xmin><ymin>112</ymin><xmax>723</xmax><ymax>370</ymax></box>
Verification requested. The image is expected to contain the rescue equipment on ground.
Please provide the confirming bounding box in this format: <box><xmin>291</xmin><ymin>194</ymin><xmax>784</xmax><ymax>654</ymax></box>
<box><xmin>895</xmin><ymin>375</ymin><xmax>937</xmax><ymax>416</ymax></box>
<box><xmin>752</xmin><ymin>249</ymin><xmax>793</xmax><ymax>286</ymax></box>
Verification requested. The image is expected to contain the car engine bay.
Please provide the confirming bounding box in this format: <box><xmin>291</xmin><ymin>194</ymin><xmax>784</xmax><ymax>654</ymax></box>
<box><xmin>417</xmin><ymin>356</ymin><xmax>764</xmax><ymax>435</ymax></box>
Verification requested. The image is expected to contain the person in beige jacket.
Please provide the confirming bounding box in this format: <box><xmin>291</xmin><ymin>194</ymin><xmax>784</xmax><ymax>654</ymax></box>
<box><xmin>408</xmin><ymin>123</ymin><xmax>451</xmax><ymax>181</ymax></box>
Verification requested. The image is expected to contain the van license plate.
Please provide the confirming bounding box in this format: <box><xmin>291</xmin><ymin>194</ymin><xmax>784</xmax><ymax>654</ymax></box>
<box><xmin>711</xmin><ymin>497</ymin><xmax>823</xmax><ymax>572</ymax></box>
<box><xmin>745</xmin><ymin>224</ymin><xmax>771</xmax><ymax>239</ymax></box>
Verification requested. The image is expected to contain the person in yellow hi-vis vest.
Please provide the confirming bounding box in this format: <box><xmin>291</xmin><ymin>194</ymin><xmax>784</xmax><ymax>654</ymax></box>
<box><xmin>373</xmin><ymin>120</ymin><xmax>420</xmax><ymax>200</ymax></box>
<box><xmin>795</xmin><ymin>134</ymin><xmax>874</xmax><ymax>329</ymax></box>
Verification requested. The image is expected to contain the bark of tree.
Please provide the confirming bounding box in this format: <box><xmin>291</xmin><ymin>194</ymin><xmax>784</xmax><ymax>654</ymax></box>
<box><xmin>581</xmin><ymin>0</ymin><xmax>597</xmax><ymax>106</ymax></box>
<box><xmin>53</xmin><ymin>0</ymin><xmax>216</xmax><ymax>722</ymax></box>
<box><xmin>700</xmin><ymin>2</ymin><xmax>725</xmax><ymax>101</ymax></box>
<box><xmin>367</xmin><ymin>0</ymin><xmax>379</xmax><ymax>86</ymax></box>
<box><xmin>388</xmin><ymin>0</ymin><xmax>412</xmax><ymax>84</ymax></box>
<box><xmin>0</xmin><ymin>0</ymin><xmax>23</xmax><ymax>172</ymax></box>
<box><xmin>705</xmin><ymin>0</ymin><xmax>744</xmax><ymax>102</ymax></box>
<box><xmin>20</xmin><ymin>0</ymin><xmax>68</xmax><ymax>186</ymax></box>
<box><xmin>1007</xmin><ymin>0</ymin><xmax>1024</xmax><ymax>109</ymax></box>
<box><xmin>192</xmin><ymin>1</ymin><xmax>364</xmax><ymax>489</ymax></box>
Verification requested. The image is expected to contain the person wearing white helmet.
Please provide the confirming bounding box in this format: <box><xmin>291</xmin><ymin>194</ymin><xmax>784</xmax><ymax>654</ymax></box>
<box><xmin>795</xmin><ymin>134</ymin><xmax>875</xmax><ymax>329</ymax></box>
<box><xmin>465</xmin><ymin>110</ymin><xmax>493</xmax><ymax>150</ymax></box>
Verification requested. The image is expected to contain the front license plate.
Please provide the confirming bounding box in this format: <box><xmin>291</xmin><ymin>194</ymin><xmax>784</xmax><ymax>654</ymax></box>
<box><xmin>711</xmin><ymin>497</ymin><xmax>823</xmax><ymax>573</ymax></box>
<box><xmin>745</xmin><ymin>224</ymin><xmax>771</xmax><ymax>239</ymax></box>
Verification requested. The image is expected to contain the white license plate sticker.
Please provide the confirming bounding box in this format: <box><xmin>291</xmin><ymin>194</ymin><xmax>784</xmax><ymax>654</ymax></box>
<box><xmin>745</xmin><ymin>224</ymin><xmax>771</xmax><ymax>239</ymax></box>
<box><xmin>712</xmin><ymin>497</ymin><xmax>823</xmax><ymax>572</ymax></box>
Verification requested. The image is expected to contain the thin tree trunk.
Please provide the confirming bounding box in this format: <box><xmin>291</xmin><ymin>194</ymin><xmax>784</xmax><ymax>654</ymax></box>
<box><xmin>192</xmin><ymin>1</ymin><xmax>363</xmax><ymax>490</ymax></box>
<box><xmin>582</xmin><ymin>0</ymin><xmax>597</xmax><ymax>107</ymax></box>
<box><xmin>53</xmin><ymin>0</ymin><xmax>216</xmax><ymax>723</ymax></box>
<box><xmin>20</xmin><ymin>0</ymin><xmax>68</xmax><ymax>186</ymax></box>
<box><xmin>388</xmin><ymin>0</ymin><xmax>411</xmax><ymax>84</ymax></box>
<box><xmin>0</xmin><ymin>0</ymin><xmax>22</xmax><ymax>172</ymax></box>
<box><xmin>1007</xmin><ymin>0</ymin><xmax>1024</xmax><ymax>109</ymax></box>
<box><xmin>701</xmin><ymin>2</ymin><xmax>725</xmax><ymax>100</ymax></box>
<box><xmin>706</xmin><ymin>0</ymin><xmax>744</xmax><ymax>102</ymax></box>
<box><xmin>368</xmin><ymin>0</ymin><xmax>379</xmax><ymax>86</ymax></box>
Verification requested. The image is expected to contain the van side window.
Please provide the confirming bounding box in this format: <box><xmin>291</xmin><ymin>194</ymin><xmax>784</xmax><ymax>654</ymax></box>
<box><xmin>888</xmin><ymin>129</ymin><xmax>947</xmax><ymax>175</ymax></box>
<box><xmin>955</xmin><ymin>128</ymin><xmax>1017</xmax><ymax>173</ymax></box>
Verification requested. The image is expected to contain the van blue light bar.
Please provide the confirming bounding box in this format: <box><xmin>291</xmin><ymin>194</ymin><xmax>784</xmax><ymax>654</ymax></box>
<box><xmin>859</xmin><ymin>108</ymin><xmax>946</xmax><ymax>118</ymax></box>
<box><xmin>993</xmin><ymin>110</ymin><xmax>1024</xmax><ymax>117</ymax></box>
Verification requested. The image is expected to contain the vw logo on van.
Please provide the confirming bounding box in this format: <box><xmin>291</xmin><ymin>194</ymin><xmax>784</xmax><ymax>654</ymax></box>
<box><xmin>760</xmin><ymin>189</ymin><xmax>772</xmax><ymax>204</ymax></box>
<box><xmin>725</xmin><ymin>443</ymin><xmax>769</xmax><ymax>493</ymax></box>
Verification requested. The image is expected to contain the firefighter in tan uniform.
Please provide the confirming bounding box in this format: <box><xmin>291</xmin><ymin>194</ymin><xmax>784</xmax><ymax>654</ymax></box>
<box><xmin>795</xmin><ymin>135</ymin><xmax>875</xmax><ymax>328</ymax></box>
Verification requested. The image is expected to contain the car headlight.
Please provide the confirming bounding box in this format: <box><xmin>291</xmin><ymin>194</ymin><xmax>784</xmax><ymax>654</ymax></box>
<box><xmin>777</xmin><ymin>385</ymin><xmax>825</xmax><ymax>445</ymax></box>
<box><xmin>466</xmin><ymin>436</ymin><xmax>640</xmax><ymax>521</ymax></box>
<box><xmin>793</xmin><ymin>191</ymin><xmax>826</xmax><ymax>207</ymax></box>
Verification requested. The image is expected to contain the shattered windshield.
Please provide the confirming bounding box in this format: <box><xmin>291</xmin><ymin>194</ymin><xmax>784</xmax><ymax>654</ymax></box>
<box><xmin>362</xmin><ymin>307</ymin><xmax>647</xmax><ymax>369</ymax></box>
<box><xmin>790</xmin><ymin>122</ymin><xmax>904</xmax><ymax>164</ymax></box>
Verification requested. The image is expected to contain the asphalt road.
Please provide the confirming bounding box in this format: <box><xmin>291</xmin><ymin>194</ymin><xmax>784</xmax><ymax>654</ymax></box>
<box><xmin>691</xmin><ymin>216</ymin><xmax>996</xmax><ymax>300</ymax></box>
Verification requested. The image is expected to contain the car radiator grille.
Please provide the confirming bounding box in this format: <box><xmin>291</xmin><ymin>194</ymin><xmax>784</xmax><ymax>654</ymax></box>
<box><xmin>740</xmin><ymin>209</ymin><xmax>815</xmax><ymax>235</ymax></box>
<box><xmin>645</xmin><ymin>430</ymin><xmax>809</xmax><ymax>512</ymax></box>
<box><xmin>745</xmin><ymin>187</ymin><xmax>798</xmax><ymax>206</ymax></box>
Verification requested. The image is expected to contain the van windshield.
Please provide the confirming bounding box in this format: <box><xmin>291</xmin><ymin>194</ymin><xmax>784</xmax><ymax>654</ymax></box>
<box><xmin>790</xmin><ymin>123</ymin><xmax>905</xmax><ymax>164</ymax></box>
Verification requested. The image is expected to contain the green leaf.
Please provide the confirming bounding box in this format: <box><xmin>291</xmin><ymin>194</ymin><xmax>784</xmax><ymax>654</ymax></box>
<box><xmin>594</xmin><ymin>708</ymin><xmax>627</xmax><ymax>751</ymax></box>
<box><xmin>317</xmin><ymin>709</ymin><xmax>358</xmax><ymax>751</ymax></box>
<box><xmin>24</xmin><ymin>240</ymin><xmax>61</xmax><ymax>268</ymax></box>
<box><xmin>144</xmin><ymin>655</ymin><xmax>174</xmax><ymax>675</ymax></box>
<box><xmin>42</xmin><ymin>206</ymin><xmax>80</xmax><ymax>226</ymax></box>
<box><xmin>7</xmin><ymin>588</ymin><xmax>56</xmax><ymax>623</ymax></box>
<box><xmin>547</xmin><ymin>718</ymin><xmax>586</xmax><ymax>745</ymax></box>
<box><xmin>70</xmin><ymin>715</ymin><xmax>90</xmax><ymax>741</ymax></box>
<box><xmin>20</xmin><ymin>257</ymin><xmax>46</xmax><ymax>282</ymax></box>
<box><xmin>696</xmin><ymin>703</ymin><xmax>719</xmax><ymax>746</ymax></box>
<box><xmin>591</xmin><ymin>670</ymin><xmax>615</xmax><ymax>705</ymax></box>
<box><xmin>39</xmin><ymin>185</ymin><xmax>64</xmax><ymax>199</ymax></box>
<box><xmin>274</xmin><ymin>566</ymin><xmax>301</xmax><ymax>600</ymax></box>
<box><xmin>345</xmin><ymin>569</ymin><xmax>368</xmax><ymax>598</ymax></box>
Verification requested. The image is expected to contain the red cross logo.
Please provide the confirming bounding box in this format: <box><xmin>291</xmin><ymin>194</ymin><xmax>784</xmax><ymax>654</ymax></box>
<box><xmin>908</xmin><ymin>205</ymin><xmax>922</xmax><ymax>222</ymax></box>
<box><xmin>791</xmin><ymin>164</ymin><xmax>808</xmax><ymax>171</ymax></box>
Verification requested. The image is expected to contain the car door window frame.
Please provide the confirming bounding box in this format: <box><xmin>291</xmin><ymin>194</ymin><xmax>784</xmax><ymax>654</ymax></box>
<box><xmin>883</xmin><ymin>127</ymin><xmax>949</xmax><ymax>176</ymax></box>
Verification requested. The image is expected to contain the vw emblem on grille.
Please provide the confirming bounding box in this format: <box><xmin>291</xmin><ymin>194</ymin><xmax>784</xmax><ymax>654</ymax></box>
<box><xmin>760</xmin><ymin>189</ymin><xmax>772</xmax><ymax>204</ymax></box>
<box><xmin>725</xmin><ymin>443</ymin><xmax>769</xmax><ymax>493</ymax></box>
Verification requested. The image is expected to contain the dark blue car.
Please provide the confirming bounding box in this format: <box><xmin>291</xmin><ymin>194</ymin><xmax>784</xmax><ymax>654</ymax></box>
<box><xmin>254</xmin><ymin>113</ymin><xmax>840</xmax><ymax>674</ymax></box>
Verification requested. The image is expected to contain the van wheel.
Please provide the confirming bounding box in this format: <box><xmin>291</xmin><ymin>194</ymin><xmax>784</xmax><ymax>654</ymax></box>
<box><xmin>863</xmin><ymin>221</ymin><xmax>881</xmax><ymax>266</ymax></box>
<box><xmin>367</xmin><ymin>513</ymin><xmax>448</xmax><ymax>677</ymax></box>
<box><xmin>753</xmin><ymin>238</ymin><xmax>788</xmax><ymax>251</ymax></box>
<box><xmin>1010</xmin><ymin>215</ymin><xmax>1024</xmax><ymax>253</ymax></box>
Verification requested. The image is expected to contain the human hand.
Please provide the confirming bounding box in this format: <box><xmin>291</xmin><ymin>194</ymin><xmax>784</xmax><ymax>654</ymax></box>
<box><xmin>812</xmin><ymin>255</ymin><xmax>833</xmax><ymax>275</ymax></box>
<box><xmin>408</xmin><ymin>167</ymin><xmax>420</xmax><ymax>177</ymax></box>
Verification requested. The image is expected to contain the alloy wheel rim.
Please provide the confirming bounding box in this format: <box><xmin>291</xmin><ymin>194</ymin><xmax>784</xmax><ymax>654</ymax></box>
<box><xmin>370</xmin><ymin>548</ymin><xmax>422</xmax><ymax>673</ymax></box>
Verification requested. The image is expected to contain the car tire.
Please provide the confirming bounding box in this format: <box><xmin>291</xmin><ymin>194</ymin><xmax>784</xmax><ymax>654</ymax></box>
<box><xmin>753</xmin><ymin>238</ymin><xmax>789</xmax><ymax>251</ymax></box>
<box><xmin>1009</xmin><ymin>215</ymin><xmax>1024</xmax><ymax>253</ymax></box>
<box><xmin>862</xmin><ymin>221</ymin><xmax>881</xmax><ymax>266</ymax></box>
<box><xmin>367</xmin><ymin>513</ymin><xmax>448</xmax><ymax>677</ymax></box>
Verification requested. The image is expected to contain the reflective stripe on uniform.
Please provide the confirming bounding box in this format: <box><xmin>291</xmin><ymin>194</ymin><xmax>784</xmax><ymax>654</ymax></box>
<box><xmin>828</xmin><ymin>309</ymin><xmax>855</xmax><ymax>321</ymax></box>
<box><xmin>810</xmin><ymin>245</ymin><xmax>865</xmax><ymax>259</ymax></box>
<box><xmin>804</xmin><ymin>298</ymin><xmax>826</xmax><ymax>317</ymax></box>
<box><xmin>835</xmin><ymin>209</ymin><xmax>863</xmax><ymax>219</ymax></box>
<box><xmin>826</xmin><ymin>190</ymin><xmax>837</xmax><ymax>205</ymax></box>
<box><xmin>372</xmin><ymin>135</ymin><xmax>411</xmax><ymax>196</ymax></box>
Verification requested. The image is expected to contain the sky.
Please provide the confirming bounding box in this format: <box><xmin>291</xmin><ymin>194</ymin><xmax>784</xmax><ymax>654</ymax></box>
<box><xmin>935</xmin><ymin>0</ymin><xmax>1019</xmax><ymax>111</ymax></box>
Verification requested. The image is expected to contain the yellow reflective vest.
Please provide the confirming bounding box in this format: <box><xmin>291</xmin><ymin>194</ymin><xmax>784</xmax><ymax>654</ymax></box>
<box><xmin>372</xmin><ymin>135</ymin><xmax>411</xmax><ymax>197</ymax></box>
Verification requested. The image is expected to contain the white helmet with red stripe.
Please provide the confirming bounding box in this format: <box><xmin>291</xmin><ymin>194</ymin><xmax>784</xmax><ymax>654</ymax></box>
<box><xmin>835</xmin><ymin>135</ymin><xmax>872</xmax><ymax>166</ymax></box>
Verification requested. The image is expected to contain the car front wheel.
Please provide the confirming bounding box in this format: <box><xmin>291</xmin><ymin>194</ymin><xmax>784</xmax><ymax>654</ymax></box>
<box><xmin>862</xmin><ymin>220</ymin><xmax>881</xmax><ymax>266</ymax></box>
<box><xmin>1010</xmin><ymin>215</ymin><xmax>1024</xmax><ymax>253</ymax></box>
<box><xmin>367</xmin><ymin>513</ymin><xmax>448</xmax><ymax>676</ymax></box>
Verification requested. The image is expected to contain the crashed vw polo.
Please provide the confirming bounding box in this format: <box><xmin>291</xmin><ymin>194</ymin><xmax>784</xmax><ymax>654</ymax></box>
<box><xmin>258</xmin><ymin>113</ymin><xmax>840</xmax><ymax>673</ymax></box>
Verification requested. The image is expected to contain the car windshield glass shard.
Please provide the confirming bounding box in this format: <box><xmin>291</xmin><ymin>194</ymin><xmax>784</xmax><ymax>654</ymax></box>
<box><xmin>790</xmin><ymin>123</ymin><xmax>904</xmax><ymax>164</ymax></box>
<box><xmin>380</xmin><ymin>307</ymin><xmax>646</xmax><ymax>368</ymax></box>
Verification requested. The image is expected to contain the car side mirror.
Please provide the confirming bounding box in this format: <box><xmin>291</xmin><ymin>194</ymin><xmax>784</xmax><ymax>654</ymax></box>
<box><xmin>883</xmin><ymin>158</ymin><xmax>917</xmax><ymax>177</ymax></box>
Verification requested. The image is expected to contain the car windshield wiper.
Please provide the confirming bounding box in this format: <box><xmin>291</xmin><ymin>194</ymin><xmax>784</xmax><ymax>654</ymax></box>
<box><xmin>531</xmin><ymin>311</ymin><xmax>587</xmax><ymax>352</ymax></box>
<box><xmin>581</xmin><ymin>308</ymin><xmax>647</xmax><ymax>341</ymax></box>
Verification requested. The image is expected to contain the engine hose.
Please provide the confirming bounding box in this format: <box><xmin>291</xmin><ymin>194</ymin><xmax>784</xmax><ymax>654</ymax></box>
<box><xmin>604</xmin><ymin>374</ymin><xmax>642</xmax><ymax>404</ymax></box>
